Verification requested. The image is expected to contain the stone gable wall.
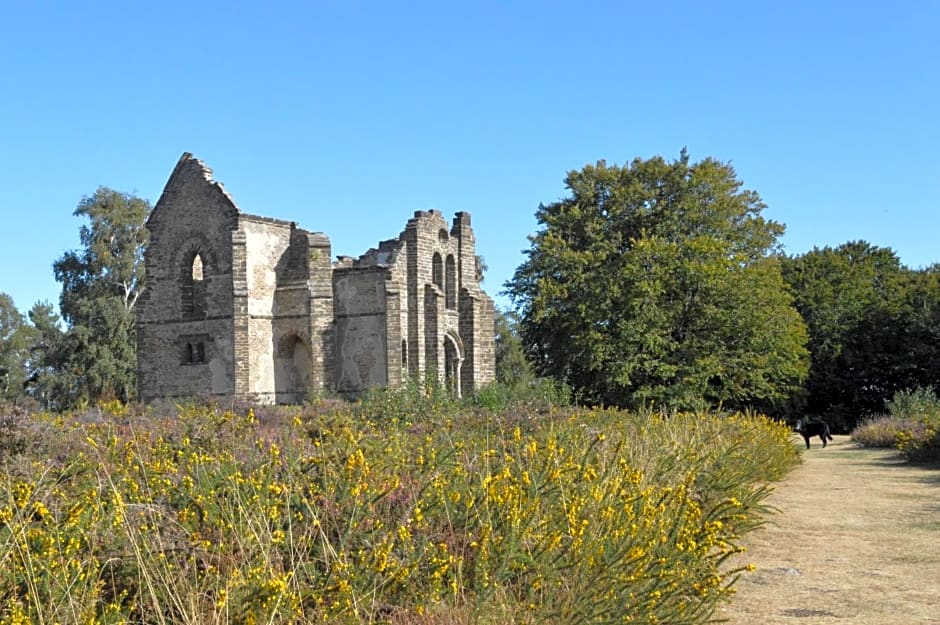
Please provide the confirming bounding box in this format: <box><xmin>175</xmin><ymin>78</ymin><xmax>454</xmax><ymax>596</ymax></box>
<box><xmin>137</xmin><ymin>154</ymin><xmax>239</xmax><ymax>402</ymax></box>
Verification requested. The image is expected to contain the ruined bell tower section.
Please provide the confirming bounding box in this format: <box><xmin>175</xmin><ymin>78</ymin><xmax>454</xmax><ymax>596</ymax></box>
<box><xmin>398</xmin><ymin>210</ymin><xmax>494</xmax><ymax>395</ymax></box>
<box><xmin>452</xmin><ymin>211</ymin><xmax>496</xmax><ymax>394</ymax></box>
<box><xmin>330</xmin><ymin>210</ymin><xmax>495</xmax><ymax>397</ymax></box>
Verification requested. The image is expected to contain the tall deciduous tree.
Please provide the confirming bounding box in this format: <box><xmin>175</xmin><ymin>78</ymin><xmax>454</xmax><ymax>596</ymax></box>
<box><xmin>52</xmin><ymin>187</ymin><xmax>150</xmax><ymax>406</ymax></box>
<box><xmin>507</xmin><ymin>151</ymin><xmax>808</xmax><ymax>411</ymax></box>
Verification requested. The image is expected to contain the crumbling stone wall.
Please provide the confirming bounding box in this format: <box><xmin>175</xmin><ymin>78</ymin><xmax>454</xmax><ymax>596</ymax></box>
<box><xmin>137</xmin><ymin>153</ymin><xmax>495</xmax><ymax>404</ymax></box>
<box><xmin>333</xmin><ymin>267</ymin><xmax>390</xmax><ymax>392</ymax></box>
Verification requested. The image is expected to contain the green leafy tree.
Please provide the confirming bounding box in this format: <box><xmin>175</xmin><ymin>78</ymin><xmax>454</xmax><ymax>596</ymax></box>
<box><xmin>782</xmin><ymin>243</ymin><xmax>940</xmax><ymax>428</ymax></box>
<box><xmin>51</xmin><ymin>187</ymin><xmax>150</xmax><ymax>406</ymax></box>
<box><xmin>507</xmin><ymin>151</ymin><xmax>809</xmax><ymax>411</ymax></box>
<box><xmin>0</xmin><ymin>293</ymin><xmax>35</xmax><ymax>402</ymax></box>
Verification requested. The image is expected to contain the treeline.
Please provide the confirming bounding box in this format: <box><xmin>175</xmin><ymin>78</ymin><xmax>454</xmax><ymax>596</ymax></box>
<box><xmin>505</xmin><ymin>151</ymin><xmax>940</xmax><ymax>431</ymax></box>
<box><xmin>2</xmin><ymin>152</ymin><xmax>939</xmax><ymax>430</ymax></box>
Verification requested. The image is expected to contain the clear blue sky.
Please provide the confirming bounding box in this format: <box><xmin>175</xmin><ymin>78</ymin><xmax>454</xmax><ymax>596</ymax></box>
<box><xmin>1</xmin><ymin>1</ymin><xmax>937</xmax><ymax>316</ymax></box>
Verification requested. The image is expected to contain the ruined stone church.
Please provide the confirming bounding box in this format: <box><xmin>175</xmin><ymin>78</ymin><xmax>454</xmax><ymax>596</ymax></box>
<box><xmin>136</xmin><ymin>153</ymin><xmax>496</xmax><ymax>404</ymax></box>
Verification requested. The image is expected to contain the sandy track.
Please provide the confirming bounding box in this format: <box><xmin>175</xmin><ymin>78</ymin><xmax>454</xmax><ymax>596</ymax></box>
<box><xmin>720</xmin><ymin>435</ymin><xmax>940</xmax><ymax>624</ymax></box>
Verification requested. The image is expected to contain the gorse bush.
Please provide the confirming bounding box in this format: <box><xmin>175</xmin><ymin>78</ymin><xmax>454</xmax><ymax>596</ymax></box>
<box><xmin>1</xmin><ymin>400</ymin><xmax>798</xmax><ymax>624</ymax></box>
<box><xmin>885</xmin><ymin>387</ymin><xmax>940</xmax><ymax>462</ymax></box>
<box><xmin>894</xmin><ymin>420</ymin><xmax>940</xmax><ymax>463</ymax></box>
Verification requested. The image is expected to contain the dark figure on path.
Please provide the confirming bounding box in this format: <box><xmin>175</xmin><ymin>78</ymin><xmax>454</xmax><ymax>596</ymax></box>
<box><xmin>795</xmin><ymin>420</ymin><xmax>834</xmax><ymax>449</ymax></box>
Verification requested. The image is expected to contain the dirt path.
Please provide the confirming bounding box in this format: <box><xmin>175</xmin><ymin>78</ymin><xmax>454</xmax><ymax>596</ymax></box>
<box><xmin>720</xmin><ymin>435</ymin><xmax>940</xmax><ymax>624</ymax></box>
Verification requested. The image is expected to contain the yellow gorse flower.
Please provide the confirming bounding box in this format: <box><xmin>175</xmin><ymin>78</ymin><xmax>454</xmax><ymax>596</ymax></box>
<box><xmin>0</xmin><ymin>402</ymin><xmax>794</xmax><ymax>623</ymax></box>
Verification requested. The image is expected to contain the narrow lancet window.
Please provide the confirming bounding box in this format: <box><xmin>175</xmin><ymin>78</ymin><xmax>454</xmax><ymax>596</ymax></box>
<box><xmin>432</xmin><ymin>253</ymin><xmax>443</xmax><ymax>290</ymax></box>
<box><xmin>445</xmin><ymin>255</ymin><xmax>457</xmax><ymax>309</ymax></box>
<box><xmin>182</xmin><ymin>252</ymin><xmax>207</xmax><ymax>319</ymax></box>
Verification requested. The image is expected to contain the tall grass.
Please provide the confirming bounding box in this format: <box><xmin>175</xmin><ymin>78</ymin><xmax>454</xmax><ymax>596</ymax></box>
<box><xmin>1</xmin><ymin>395</ymin><xmax>798</xmax><ymax>624</ymax></box>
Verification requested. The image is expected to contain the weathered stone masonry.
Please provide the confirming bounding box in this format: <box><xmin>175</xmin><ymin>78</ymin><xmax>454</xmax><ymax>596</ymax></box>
<box><xmin>137</xmin><ymin>153</ymin><xmax>496</xmax><ymax>404</ymax></box>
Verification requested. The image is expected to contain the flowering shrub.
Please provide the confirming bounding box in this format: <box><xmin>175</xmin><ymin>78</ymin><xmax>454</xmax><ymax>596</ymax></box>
<box><xmin>894</xmin><ymin>418</ymin><xmax>940</xmax><ymax>463</ymax></box>
<box><xmin>1</xmin><ymin>399</ymin><xmax>798</xmax><ymax>624</ymax></box>
<box><xmin>854</xmin><ymin>388</ymin><xmax>940</xmax><ymax>462</ymax></box>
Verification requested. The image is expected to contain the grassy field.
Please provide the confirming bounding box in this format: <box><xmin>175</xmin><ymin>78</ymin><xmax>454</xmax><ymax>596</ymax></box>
<box><xmin>1</xmin><ymin>393</ymin><xmax>799</xmax><ymax>624</ymax></box>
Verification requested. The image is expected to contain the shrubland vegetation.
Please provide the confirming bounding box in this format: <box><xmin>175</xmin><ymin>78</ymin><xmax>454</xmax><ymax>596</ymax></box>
<box><xmin>1</xmin><ymin>388</ymin><xmax>798</xmax><ymax>624</ymax></box>
<box><xmin>852</xmin><ymin>387</ymin><xmax>940</xmax><ymax>463</ymax></box>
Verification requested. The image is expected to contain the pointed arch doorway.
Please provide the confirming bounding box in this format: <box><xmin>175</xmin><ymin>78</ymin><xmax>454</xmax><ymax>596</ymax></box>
<box><xmin>275</xmin><ymin>334</ymin><xmax>311</xmax><ymax>404</ymax></box>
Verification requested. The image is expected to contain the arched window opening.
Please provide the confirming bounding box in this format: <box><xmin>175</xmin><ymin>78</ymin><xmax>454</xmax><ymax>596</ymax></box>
<box><xmin>445</xmin><ymin>255</ymin><xmax>457</xmax><ymax>309</ymax></box>
<box><xmin>191</xmin><ymin>254</ymin><xmax>206</xmax><ymax>316</ymax></box>
<box><xmin>182</xmin><ymin>251</ymin><xmax>207</xmax><ymax>319</ymax></box>
<box><xmin>401</xmin><ymin>339</ymin><xmax>408</xmax><ymax>371</ymax></box>
<box><xmin>432</xmin><ymin>253</ymin><xmax>444</xmax><ymax>290</ymax></box>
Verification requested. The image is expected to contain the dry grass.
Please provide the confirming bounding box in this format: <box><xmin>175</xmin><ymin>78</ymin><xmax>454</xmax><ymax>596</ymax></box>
<box><xmin>720</xmin><ymin>435</ymin><xmax>940</xmax><ymax>625</ymax></box>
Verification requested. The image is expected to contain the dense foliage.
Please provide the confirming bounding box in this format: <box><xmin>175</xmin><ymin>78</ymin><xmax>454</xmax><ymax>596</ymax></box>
<box><xmin>781</xmin><ymin>243</ymin><xmax>940</xmax><ymax>429</ymax></box>
<box><xmin>507</xmin><ymin>151</ymin><xmax>809</xmax><ymax>412</ymax></box>
<box><xmin>1</xmin><ymin>396</ymin><xmax>798</xmax><ymax>624</ymax></box>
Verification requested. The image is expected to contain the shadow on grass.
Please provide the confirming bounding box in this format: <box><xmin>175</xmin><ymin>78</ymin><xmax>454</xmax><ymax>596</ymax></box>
<box><xmin>912</xmin><ymin>466</ymin><xmax>940</xmax><ymax>485</ymax></box>
<box><xmin>816</xmin><ymin>437</ymin><xmax>940</xmax><ymax>481</ymax></box>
